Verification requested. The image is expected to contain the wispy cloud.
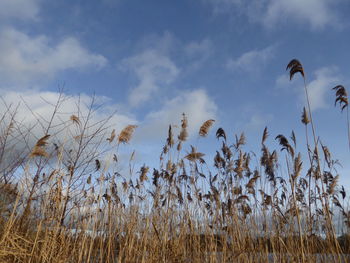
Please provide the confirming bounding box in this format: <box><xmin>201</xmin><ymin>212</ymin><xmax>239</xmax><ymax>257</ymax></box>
<box><xmin>119</xmin><ymin>33</ymin><xmax>218</xmax><ymax>141</ymax></box>
<box><xmin>245</xmin><ymin>112</ymin><xmax>273</xmax><ymax>130</ymax></box>
<box><xmin>137</xmin><ymin>89</ymin><xmax>217</xmax><ymax>141</ymax></box>
<box><xmin>122</xmin><ymin>33</ymin><xmax>216</xmax><ymax>108</ymax></box>
<box><xmin>0</xmin><ymin>28</ymin><xmax>107</xmax><ymax>88</ymax></box>
<box><xmin>263</xmin><ymin>0</ymin><xmax>340</xmax><ymax>30</ymax></box>
<box><xmin>184</xmin><ymin>39</ymin><xmax>213</xmax><ymax>71</ymax></box>
<box><xmin>123</xmin><ymin>49</ymin><xmax>179</xmax><ymax>107</ymax></box>
<box><xmin>306</xmin><ymin>67</ymin><xmax>340</xmax><ymax>111</ymax></box>
<box><xmin>0</xmin><ymin>0</ymin><xmax>41</xmax><ymax>21</ymax></box>
<box><xmin>0</xmin><ymin>90</ymin><xmax>137</xmax><ymax>172</ymax></box>
<box><xmin>232</xmin><ymin>104</ymin><xmax>273</xmax><ymax>132</ymax></box>
<box><xmin>204</xmin><ymin>0</ymin><xmax>342</xmax><ymax>30</ymax></box>
<box><xmin>276</xmin><ymin>66</ymin><xmax>341</xmax><ymax>111</ymax></box>
<box><xmin>227</xmin><ymin>45</ymin><xmax>276</xmax><ymax>72</ymax></box>
<box><xmin>0</xmin><ymin>90</ymin><xmax>136</xmax><ymax>133</ymax></box>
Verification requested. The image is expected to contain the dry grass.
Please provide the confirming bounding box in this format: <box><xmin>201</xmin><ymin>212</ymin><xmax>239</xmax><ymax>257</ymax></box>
<box><xmin>0</xmin><ymin>60</ymin><xmax>350</xmax><ymax>263</ymax></box>
<box><xmin>118</xmin><ymin>125</ymin><xmax>137</xmax><ymax>144</ymax></box>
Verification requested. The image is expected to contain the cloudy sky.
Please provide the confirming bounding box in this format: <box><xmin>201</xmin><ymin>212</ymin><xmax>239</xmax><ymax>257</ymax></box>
<box><xmin>1</xmin><ymin>0</ymin><xmax>350</xmax><ymax>188</ymax></box>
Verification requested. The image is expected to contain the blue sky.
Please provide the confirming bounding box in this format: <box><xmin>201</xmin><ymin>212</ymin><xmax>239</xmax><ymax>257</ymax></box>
<box><xmin>1</xmin><ymin>0</ymin><xmax>350</xmax><ymax>188</ymax></box>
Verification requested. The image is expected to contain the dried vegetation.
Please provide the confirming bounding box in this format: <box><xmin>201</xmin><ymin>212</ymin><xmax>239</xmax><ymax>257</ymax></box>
<box><xmin>0</xmin><ymin>60</ymin><xmax>349</xmax><ymax>262</ymax></box>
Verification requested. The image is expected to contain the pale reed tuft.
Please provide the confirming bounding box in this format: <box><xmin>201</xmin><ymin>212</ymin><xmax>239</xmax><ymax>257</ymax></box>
<box><xmin>31</xmin><ymin>134</ymin><xmax>50</xmax><ymax>157</ymax></box>
<box><xmin>118</xmin><ymin>125</ymin><xmax>137</xmax><ymax>144</ymax></box>
<box><xmin>185</xmin><ymin>145</ymin><xmax>205</xmax><ymax>162</ymax></box>
<box><xmin>199</xmin><ymin>119</ymin><xmax>215</xmax><ymax>137</ymax></box>
<box><xmin>262</xmin><ymin>127</ymin><xmax>268</xmax><ymax>145</ymax></box>
<box><xmin>333</xmin><ymin>85</ymin><xmax>348</xmax><ymax>111</ymax></box>
<box><xmin>301</xmin><ymin>107</ymin><xmax>310</xmax><ymax>125</ymax></box>
<box><xmin>178</xmin><ymin>113</ymin><xmax>188</xmax><ymax>142</ymax></box>
<box><xmin>107</xmin><ymin>129</ymin><xmax>116</xmax><ymax>143</ymax></box>
<box><xmin>328</xmin><ymin>175</ymin><xmax>339</xmax><ymax>195</ymax></box>
<box><xmin>70</xmin><ymin>115</ymin><xmax>81</xmax><ymax>125</ymax></box>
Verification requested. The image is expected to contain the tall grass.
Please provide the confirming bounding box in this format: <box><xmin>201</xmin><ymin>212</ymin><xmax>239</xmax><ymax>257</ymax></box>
<box><xmin>0</xmin><ymin>60</ymin><xmax>349</xmax><ymax>262</ymax></box>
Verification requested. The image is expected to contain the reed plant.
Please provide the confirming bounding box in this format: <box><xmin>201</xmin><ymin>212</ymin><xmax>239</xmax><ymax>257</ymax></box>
<box><xmin>0</xmin><ymin>61</ymin><xmax>349</xmax><ymax>263</ymax></box>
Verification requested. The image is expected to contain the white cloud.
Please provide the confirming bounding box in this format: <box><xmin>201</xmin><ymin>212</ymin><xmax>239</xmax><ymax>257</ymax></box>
<box><xmin>1</xmin><ymin>90</ymin><xmax>134</xmax><ymax>129</ymax></box>
<box><xmin>0</xmin><ymin>90</ymin><xmax>136</xmax><ymax>173</ymax></box>
<box><xmin>275</xmin><ymin>74</ymin><xmax>290</xmax><ymax>88</ymax></box>
<box><xmin>203</xmin><ymin>0</ymin><xmax>242</xmax><ymax>13</ymax></box>
<box><xmin>227</xmin><ymin>45</ymin><xmax>275</xmax><ymax>72</ymax></box>
<box><xmin>246</xmin><ymin>112</ymin><xmax>273</xmax><ymax>129</ymax></box>
<box><xmin>0</xmin><ymin>88</ymin><xmax>218</xmax><ymax>175</ymax></box>
<box><xmin>233</xmin><ymin>104</ymin><xmax>273</xmax><ymax>132</ymax></box>
<box><xmin>137</xmin><ymin>31</ymin><xmax>177</xmax><ymax>55</ymax></box>
<box><xmin>123</xmin><ymin>49</ymin><xmax>179</xmax><ymax>107</ymax></box>
<box><xmin>136</xmin><ymin>89</ymin><xmax>217</xmax><ymax>141</ymax></box>
<box><xmin>0</xmin><ymin>28</ymin><xmax>107</xmax><ymax>88</ymax></box>
<box><xmin>184</xmin><ymin>39</ymin><xmax>213</xmax><ymax>70</ymax></box>
<box><xmin>121</xmin><ymin>34</ymin><xmax>215</xmax><ymax>109</ymax></box>
<box><xmin>0</xmin><ymin>0</ymin><xmax>41</xmax><ymax>21</ymax></box>
<box><xmin>275</xmin><ymin>66</ymin><xmax>340</xmax><ymax>111</ymax></box>
<box><xmin>185</xmin><ymin>39</ymin><xmax>212</xmax><ymax>57</ymax></box>
<box><xmin>263</xmin><ymin>0</ymin><xmax>338</xmax><ymax>30</ymax></box>
<box><xmin>205</xmin><ymin>0</ymin><xmax>341</xmax><ymax>30</ymax></box>
<box><xmin>306</xmin><ymin>67</ymin><xmax>340</xmax><ymax>111</ymax></box>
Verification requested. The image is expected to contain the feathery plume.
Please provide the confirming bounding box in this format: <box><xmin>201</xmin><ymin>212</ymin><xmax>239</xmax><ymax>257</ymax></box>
<box><xmin>178</xmin><ymin>113</ymin><xmax>188</xmax><ymax>142</ymax></box>
<box><xmin>118</xmin><ymin>125</ymin><xmax>137</xmax><ymax>144</ymax></box>
<box><xmin>31</xmin><ymin>134</ymin><xmax>50</xmax><ymax>158</ymax></box>
<box><xmin>286</xmin><ymin>59</ymin><xmax>305</xmax><ymax>80</ymax></box>
<box><xmin>70</xmin><ymin>115</ymin><xmax>81</xmax><ymax>125</ymax></box>
<box><xmin>333</xmin><ymin>85</ymin><xmax>348</xmax><ymax>112</ymax></box>
<box><xmin>107</xmin><ymin>129</ymin><xmax>116</xmax><ymax>143</ymax></box>
<box><xmin>301</xmin><ymin>107</ymin><xmax>310</xmax><ymax>125</ymax></box>
<box><xmin>262</xmin><ymin>126</ymin><xmax>268</xmax><ymax>145</ymax></box>
<box><xmin>199</xmin><ymin>119</ymin><xmax>215</xmax><ymax>137</ymax></box>
<box><xmin>185</xmin><ymin>145</ymin><xmax>205</xmax><ymax>162</ymax></box>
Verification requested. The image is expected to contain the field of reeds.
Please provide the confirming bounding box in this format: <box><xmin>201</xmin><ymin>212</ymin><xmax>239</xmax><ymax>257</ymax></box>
<box><xmin>0</xmin><ymin>60</ymin><xmax>350</xmax><ymax>262</ymax></box>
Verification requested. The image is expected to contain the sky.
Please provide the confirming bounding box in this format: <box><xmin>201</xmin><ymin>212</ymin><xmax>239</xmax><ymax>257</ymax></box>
<box><xmin>1</xmin><ymin>0</ymin><xmax>350</xmax><ymax>189</ymax></box>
